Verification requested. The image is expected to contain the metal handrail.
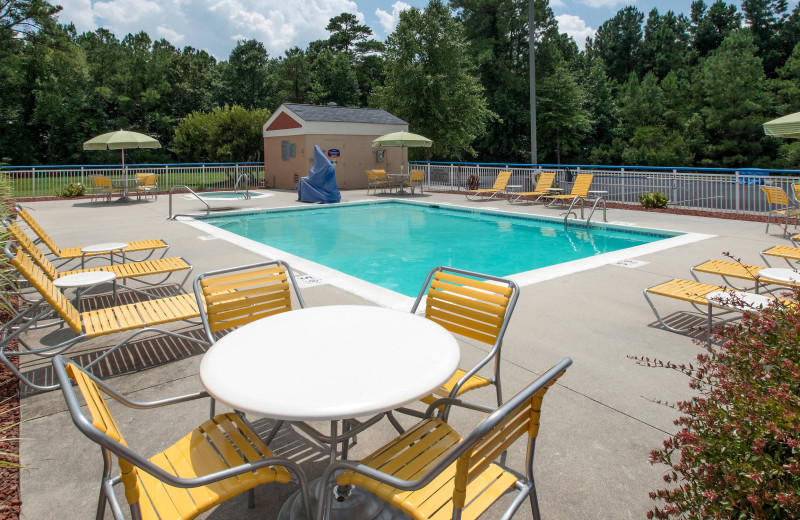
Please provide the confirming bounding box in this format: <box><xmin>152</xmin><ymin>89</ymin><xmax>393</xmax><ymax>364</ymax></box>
<box><xmin>233</xmin><ymin>173</ymin><xmax>250</xmax><ymax>199</ymax></box>
<box><xmin>585</xmin><ymin>197</ymin><xmax>608</xmax><ymax>227</ymax></box>
<box><xmin>168</xmin><ymin>185</ymin><xmax>210</xmax><ymax>220</ymax></box>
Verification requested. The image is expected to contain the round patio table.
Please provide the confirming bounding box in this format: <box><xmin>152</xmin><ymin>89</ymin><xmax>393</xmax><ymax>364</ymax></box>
<box><xmin>200</xmin><ymin>305</ymin><xmax>460</xmax><ymax>520</ymax></box>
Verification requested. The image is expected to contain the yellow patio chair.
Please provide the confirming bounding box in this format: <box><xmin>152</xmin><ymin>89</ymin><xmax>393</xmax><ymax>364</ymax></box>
<box><xmin>464</xmin><ymin>170</ymin><xmax>512</xmax><ymax>200</ymax></box>
<box><xmin>134</xmin><ymin>173</ymin><xmax>158</xmax><ymax>201</ymax></box>
<box><xmin>0</xmin><ymin>244</ymin><xmax>207</xmax><ymax>392</ymax></box>
<box><xmin>400</xmin><ymin>266</ymin><xmax>519</xmax><ymax>419</ymax></box>
<box><xmin>14</xmin><ymin>204</ymin><xmax>169</xmax><ymax>264</ymax></box>
<box><xmin>761</xmin><ymin>186</ymin><xmax>800</xmax><ymax>236</ymax></box>
<box><xmin>507</xmin><ymin>171</ymin><xmax>556</xmax><ymax>204</ymax></box>
<box><xmin>365</xmin><ymin>169</ymin><xmax>389</xmax><ymax>195</ymax></box>
<box><xmin>542</xmin><ymin>173</ymin><xmax>594</xmax><ymax>207</ymax></box>
<box><xmin>316</xmin><ymin>358</ymin><xmax>572</xmax><ymax>520</ymax></box>
<box><xmin>89</xmin><ymin>175</ymin><xmax>123</xmax><ymax>203</ymax></box>
<box><xmin>762</xmin><ymin>244</ymin><xmax>800</xmax><ymax>267</ymax></box>
<box><xmin>404</xmin><ymin>170</ymin><xmax>425</xmax><ymax>195</ymax></box>
<box><xmin>52</xmin><ymin>355</ymin><xmax>312</xmax><ymax>520</ymax></box>
<box><xmin>5</xmin><ymin>219</ymin><xmax>192</xmax><ymax>298</ymax></box>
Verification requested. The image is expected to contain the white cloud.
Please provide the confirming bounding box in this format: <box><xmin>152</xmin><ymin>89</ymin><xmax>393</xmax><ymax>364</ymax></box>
<box><xmin>578</xmin><ymin>0</ymin><xmax>633</xmax><ymax>7</ymax></box>
<box><xmin>92</xmin><ymin>0</ymin><xmax>162</xmax><ymax>23</ymax></box>
<box><xmin>550</xmin><ymin>0</ymin><xmax>566</xmax><ymax>7</ymax></box>
<box><xmin>556</xmin><ymin>14</ymin><xmax>595</xmax><ymax>49</ymax></box>
<box><xmin>156</xmin><ymin>26</ymin><xmax>184</xmax><ymax>44</ymax></box>
<box><xmin>375</xmin><ymin>2</ymin><xmax>411</xmax><ymax>36</ymax></box>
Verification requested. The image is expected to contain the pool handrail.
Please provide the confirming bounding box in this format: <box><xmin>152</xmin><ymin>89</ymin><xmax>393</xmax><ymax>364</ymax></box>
<box><xmin>168</xmin><ymin>185</ymin><xmax>210</xmax><ymax>220</ymax></box>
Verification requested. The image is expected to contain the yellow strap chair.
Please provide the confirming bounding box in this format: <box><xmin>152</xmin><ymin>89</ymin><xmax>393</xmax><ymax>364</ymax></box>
<box><xmin>316</xmin><ymin>358</ymin><xmax>572</xmax><ymax>520</ymax></box>
<box><xmin>404</xmin><ymin>170</ymin><xmax>425</xmax><ymax>195</ymax></box>
<box><xmin>761</xmin><ymin>186</ymin><xmax>800</xmax><ymax>236</ymax></box>
<box><xmin>14</xmin><ymin>204</ymin><xmax>169</xmax><ymax>264</ymax></box>
<box><xmin>90</xmin><ymin>175</ymin><xmax>124</xmax><ymax>203</ymax></box>
<box><xmin>134</xmin><ymin>173</ymin><xmax>158</xmax><ymax>201</ymax></box>
<box><xmin>542</xmin><ymin>173</ymin><xmax>594</xmax><ymax>206</ymax></box>
<box><xmin>692</xmin><ymin>258</ymin><xmax>800</xmax><ymax>293</ymax></box>
<box><xmin>400</xmin><ymin>266</ymin><xmax>518</xmax><ymax>419</ymax></box>
<box><xmin>5</xmin><ymin>219</ymin><xmax>191</xmax><ymax>298</ymax></box>
<box><xmin>0</xmin><ymin>244</ymin><xmax>207</xmax><ymax>392</ymax></box>
<box><xmin>464</xmin><ymin>170</ymin><xmax>513</xmax><ymax>200</ymax></box>
<box><xmin>762</xmin><ymin>244</ymin><xmax>800</xmax><ymax>267</ymax></box>
<box><xmin>52</xmin><ymin>355</ymin><xmax>312</xmax><ymax>520</ymax></box>
<box><xmin>365</xmin><ymin>170</ymin><xmax>390</xmax><ymax>195</ymax></box>
<box><xmin>507</xmin><ymin>171</ymin><xmax>556</xmax><ymax>204</ymax></box>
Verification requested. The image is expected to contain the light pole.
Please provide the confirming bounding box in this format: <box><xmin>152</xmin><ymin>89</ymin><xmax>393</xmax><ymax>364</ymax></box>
<box><xmin>529</xmin><ymin>0</ymin><xmax>537</xmax><ymax>165</ymax></box>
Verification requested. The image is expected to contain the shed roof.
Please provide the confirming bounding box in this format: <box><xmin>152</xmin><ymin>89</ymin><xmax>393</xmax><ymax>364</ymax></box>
<box><xmin>284</xmin><ymin>103</ymin><xmax>406</xmax><ymax>125</ymax></box>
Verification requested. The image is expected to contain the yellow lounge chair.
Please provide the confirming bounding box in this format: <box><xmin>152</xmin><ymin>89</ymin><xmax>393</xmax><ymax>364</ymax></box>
<box><xmin>692</xmin><ymin>258</ymin><xmax>800</xmax><ymax>293</ymax></box>
<box><xmin>14</xmin><ymin>204</ymin><xmax>169</xmax><ymax>265</ymax></box>
<box><xmin>464</xmin><ymin>170</ymin><xmax>513</xmax><ymax>200</ymax></box>
<box><xmin>507</xmin><ymin>171</ymin><xmax>556</xmax><ymax>204</ymax></box>
<box><xmin>5</xmin><ymin>219</ymin><xmax>191</xmax><ymax>298</ymax></box>
<box><xmin>316</xmin><ymin>358</ymin><xmax>572</xmax><ymax>520</ymax></box>
<box><xmin>399</xmin><ymin>266</ymin><xmax>518</xmax><ymax>420</ymax></box>
<box><xmin>542</xmin><ymin>173</ymin><xmax>594</xmax><ymax>207</ymax></box>
<box><xmin>761</xmin><ymin>186</ymin><xmax>800</xmax><ymax>236</ymax></box>
<box><xmin>762</xmin><ymin>244</ymin><xmax>800</xmax><ymax>267</ymax></box>
<box><xmin>0</xmin><ymin>244</ymin><xmax>206</xmax><ymax>391</ymax></box>
<box><xmin>53</xmin><ymin>356</ymin><xmax>311</xmax><ymax>520</ymax></box>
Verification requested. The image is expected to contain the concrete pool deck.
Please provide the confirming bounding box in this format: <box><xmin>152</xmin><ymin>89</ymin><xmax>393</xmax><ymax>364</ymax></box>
<box><xmin>12</xmin><ymin>189</ymin><xmax>786</xmax><ymax>519</ymax></box>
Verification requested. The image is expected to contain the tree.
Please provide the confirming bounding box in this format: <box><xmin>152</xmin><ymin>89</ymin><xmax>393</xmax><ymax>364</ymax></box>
<box><xmin>742</xmin><ymin>0</ymin><xmax>790</xmax><ymax>76</ymax></box>
<box><xmin>273</xmin><ymin>46</ymin><xmax>312</xmax><ymax>104</ymax></box>
<box><xmin>0</xmin><ymin>0</ymin><xmax>59</xmax><ymax>39</ymax></box>
<box><xmin>587</xmin><ymin>6</ymin><xmax>645</xmax><ymax>83</ymax></box>
<box><xmin>325</xmin><ymin>12</ymin><xmax>373</xmax><ymax>55</ymax></box>
<box><xmin>580</xmin><ymin>61</ymin><xmax>619</xmax><ymax>163</ymax></box>
<box><xmin>689</xmin><ymin>1</ymin><xmax>742</xmax><ymax>57</ymax></box>
<box><xmin>372</xmin><ymin>0</ymin><xmax>495</xmax><ymax>160</ymax></box>
<box><xmin>697</xmin><ymin>30</ymin><xmax>771</xmax><ymax>166</ymax></box>
<box><xmin>219</xmin><ymin>40</ymin><xmax>272</xmax><ymax>110</ymax></box>
<box><xmin>642</xmin><ymin>9</ymin><xmax>691</xmax><ymax>79</ymax></box>
<box><xmin>173</xmin><ymin>105</ymin><xmax>270</xmax><ymax>163</ymax></box>
<box><xmin>308</xmin><ymin>49</ymin><xmax>360</xmax><ymax>106</ymax></box>
<box><xmin>536</xmin><ymin>61</ymin><xmax>590</xmax><ymax>163</ymax></box>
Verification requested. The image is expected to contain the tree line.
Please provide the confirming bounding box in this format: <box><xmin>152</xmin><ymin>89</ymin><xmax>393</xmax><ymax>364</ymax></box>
<box><xmin>2</xmin><ymin>0</ymin><xmax>800</xmax><ymax>169</ymax></box>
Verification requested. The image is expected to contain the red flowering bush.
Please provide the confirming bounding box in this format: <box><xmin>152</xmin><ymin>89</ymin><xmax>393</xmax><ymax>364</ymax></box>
<box><xmin>644</xmin><ymin>290</ymin><xmax>800</xmax><ymax>519</ymax></box>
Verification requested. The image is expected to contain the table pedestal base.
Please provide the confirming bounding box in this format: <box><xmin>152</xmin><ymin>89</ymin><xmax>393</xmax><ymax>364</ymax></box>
<box><xmin>277</xmin><ymin>478</ymin><xmax>410</xmax><ymax>520</ymax></box>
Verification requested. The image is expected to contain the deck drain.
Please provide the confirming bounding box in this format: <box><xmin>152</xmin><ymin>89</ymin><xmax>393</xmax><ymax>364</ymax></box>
<box><xmin>615</xmin><ymin>259</ymin><xmax>648</xmax><ymax>268</ymax></box>
<box><xmin>296</xmin><ymin>274</ymin><xmax>326</xmax><ymax>288</ymax></box>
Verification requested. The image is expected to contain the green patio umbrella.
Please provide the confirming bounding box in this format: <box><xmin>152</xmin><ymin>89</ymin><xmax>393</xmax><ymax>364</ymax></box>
<box><xmin>372</xmin><ymin>131</ymin><xmax>432</xmax><ymax>177</ymax></box>
<box><xmin>83</xmin><ymin>130</ymin><xmax>161</xmax><ymax>202</ymax></box>
<box><xmin>764</xmin><ymin>112</ymin><xmax>800</xmax><ymax>139</ymax></box>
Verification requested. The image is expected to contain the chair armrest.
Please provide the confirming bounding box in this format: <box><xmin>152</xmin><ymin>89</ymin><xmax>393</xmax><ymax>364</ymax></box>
<box><xmin>424</xmin><ymin>397</ymin><xmax>494</xmax><ymax>418</ymax></box>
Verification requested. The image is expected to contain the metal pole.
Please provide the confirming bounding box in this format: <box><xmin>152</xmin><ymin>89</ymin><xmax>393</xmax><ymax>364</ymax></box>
<box><xmin>529</xmin><ymin>0</ymin><xmax>538</xmax><ymax>165</ymax></box>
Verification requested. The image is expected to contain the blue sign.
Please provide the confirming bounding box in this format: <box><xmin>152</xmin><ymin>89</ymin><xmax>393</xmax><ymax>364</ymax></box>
<box><xmin>327</xmin><ymin>148</ymin><xmax>340</xmax><ymax>158</ymax></box>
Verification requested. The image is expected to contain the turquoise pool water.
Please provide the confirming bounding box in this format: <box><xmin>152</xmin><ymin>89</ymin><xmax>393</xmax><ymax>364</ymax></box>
<box><xmin>203</xmin><ymin>201</ymin><xmax>674</xmax><ymax>297</ymax></box>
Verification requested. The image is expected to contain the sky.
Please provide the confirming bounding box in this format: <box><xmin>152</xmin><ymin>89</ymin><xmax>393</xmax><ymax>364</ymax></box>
<box><xmin>54</xmin><ymin>0</ymin><xmax>737</xmax><ymax>61</ymax></box>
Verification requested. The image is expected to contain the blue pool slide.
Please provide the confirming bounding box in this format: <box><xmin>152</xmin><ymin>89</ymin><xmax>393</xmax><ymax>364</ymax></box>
<box><xmin>297</xmin><ymin>145</ymin><xmax>341</xmax><ymax>203</ymax></box>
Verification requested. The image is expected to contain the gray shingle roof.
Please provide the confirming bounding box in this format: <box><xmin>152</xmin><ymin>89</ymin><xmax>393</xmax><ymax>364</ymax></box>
<box><xmin>283</xmin><ymin>103</ymin><xmax>406</xmax><ymax>125</ymax></box>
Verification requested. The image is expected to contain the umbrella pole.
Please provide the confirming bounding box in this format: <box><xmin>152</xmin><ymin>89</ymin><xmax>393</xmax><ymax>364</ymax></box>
<box><xmin>116</xmin><ymin>148</ymin><xmax>132</xmax><ymax>203</ymax></box>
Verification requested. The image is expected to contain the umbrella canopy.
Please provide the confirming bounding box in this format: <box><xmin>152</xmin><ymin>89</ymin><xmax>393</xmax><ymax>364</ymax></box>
<box><xmin>764</xmin><ymin>112</ymin><xmax>800</xmax><ymax>139</ymax></box>
<box><xmin>372</xmin><ymin>131</ymin><xmax>432</xmax><ymax>175</ymax></box>
<box><xmin>83</xmin><ymin>130</ymin><xmax>161</xmax><ymax>152</ymax></box>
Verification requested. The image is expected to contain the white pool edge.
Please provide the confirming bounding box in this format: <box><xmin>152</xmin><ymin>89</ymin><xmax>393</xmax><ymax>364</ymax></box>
<box><xmin>178</xmin><ymin>200</ymin><xmax>714</xmax><ymax>310</ymax></box>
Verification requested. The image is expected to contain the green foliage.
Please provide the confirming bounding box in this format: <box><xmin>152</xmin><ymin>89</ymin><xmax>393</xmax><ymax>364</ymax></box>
<box><xmin>173</xmin><ymin>105</ymin><xmax>270</xmax><ymax>163</ymax></box>
<box><xmin>588</xmin><ymin>6</ymin><xmax>645</xmax><ymax>83</ymax></box>
<box><xmin>309</xmin><ymin>49</ymin><xmax>360</xmax><ymax>106</ymax></box>
<box><xmin>645</xmin><ymin>289</ymin><xmax>800</xmax><ymax>518</ymax></box>
<box><xmin>56</xmin><ymin>182</ymin><xmax>86</xmax><ymax>197</ymax></box>
<box><xmin>638</xmin><ymin>191</ymin><xmax>669</xmax><ymax>208</ymax></box>
<box><xmin>372</xmin><ymin>0</ymin><xmax>496</xmax><ymax>160</ymax></box>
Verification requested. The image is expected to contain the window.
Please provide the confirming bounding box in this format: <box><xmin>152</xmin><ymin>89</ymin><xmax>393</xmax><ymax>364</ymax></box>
<box><xmin>281</xmin><ymin>141</ymin><xmax>296</xmax><ymax>161</ymax></box>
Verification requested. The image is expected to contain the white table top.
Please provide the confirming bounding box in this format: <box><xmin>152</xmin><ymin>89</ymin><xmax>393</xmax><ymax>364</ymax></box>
<box><xmin>81</xmin><ymin>242</ymin><xmax>127</xmax><ymax>254</ymax></box>
<box><xmin>706</xmin><ymin>290</ymin><xmax>772</xmax><ymax>312</ymax></box>
<box><xmin>54</xmin><ymin>271</ymin><xmax>116</xmax><ymax>288</ymax></box>
<box><xmin>200</xmin><ymin>305</ymin><xmax>460</xmax><ymax>421</ymax></box>
<box><xmin>758</xmin><ymin>267</ymin><xmax>800</xmax><ymax>285</ymax></box>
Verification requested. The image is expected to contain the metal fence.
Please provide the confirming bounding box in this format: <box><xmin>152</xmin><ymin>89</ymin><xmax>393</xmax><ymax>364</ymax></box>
<box><xmin>411</xmin><ymin>162</ymin><xmax>800</xmax><ymax>215</ymax></box>
<box><xmin>3</xmin><ymin>163</ymin><xmax>265</xmax><ymax>198</ymax></box>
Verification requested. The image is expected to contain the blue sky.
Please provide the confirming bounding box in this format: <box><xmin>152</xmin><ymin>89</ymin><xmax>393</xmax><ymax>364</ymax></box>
<box><xmin>55</xmin><ymin>0</ymin><xmax>741</xmax><ymax>60</ymax></box>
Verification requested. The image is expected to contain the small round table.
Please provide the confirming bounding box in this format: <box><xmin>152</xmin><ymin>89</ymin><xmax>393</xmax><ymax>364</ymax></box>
<box><xmin>200</xmin><ymin>305</ymin><xmax>460</xmax><ymax>520</ymax></box>
<box><xmin>54</xmin><ymin>271</ymin><xmax>117</xmax><ymax>312</ymax></box>
<box><xmin>80</xmin><ymin>242</ymin><xmax>127</xmax><ymax>268</ymax></box>
<box><xmin>706</xmin><ymin>290</ymin><xmax>773</xmax><ymax>346</ymax></box>
<box><xmin>757</xmin><ymin>267</ymin><xmax>800</xmax><ymax>288</ymax></box>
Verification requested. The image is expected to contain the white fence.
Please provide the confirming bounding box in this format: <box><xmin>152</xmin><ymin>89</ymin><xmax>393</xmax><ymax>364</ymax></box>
<box><xmin>411</xmin><ymin>163</ymin><xmax>800</xmax><ymax>215</ymax></box>
<box><xmin>4</xmin><ymin>163</ymin><xmax>264</xmax><ymax>198</ymax></box>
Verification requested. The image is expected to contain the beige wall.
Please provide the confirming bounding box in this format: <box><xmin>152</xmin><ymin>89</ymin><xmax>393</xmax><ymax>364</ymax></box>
<box><xmin>264</xmin><ymin>134</ymin><xmax>407</xmax><ymax>190</ymax></box>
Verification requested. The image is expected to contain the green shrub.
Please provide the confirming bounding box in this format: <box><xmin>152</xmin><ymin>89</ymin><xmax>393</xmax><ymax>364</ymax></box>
<box><xmin>642</xmin><ymin>290</ymin><xmax>800</xmax><ymax>518</ymax></box>
<box><xmin>56</xmin><ymin>182</ymin><xmax>86</xmax><ymax>197</ymax></box>
<box><xmin>639</xmin><ymin>191</ymin><xmax>669</xmax><ymax>208</ymax></box>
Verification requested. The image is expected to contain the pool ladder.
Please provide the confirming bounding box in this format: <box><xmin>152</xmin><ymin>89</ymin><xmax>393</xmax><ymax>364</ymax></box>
<box><xmin>233</xmin><ymin>173</ymin><xmax>251</xmax><ymax>200</ymax></box>
<box><xmin>562</xmin><ymin>196</ymin><xmax>607</xmax><ymax>228</ymax></box>
<box><xmin>167</xmin><ymin>185</ymin><xmax>211</xmax><ymax>220</ymax></box>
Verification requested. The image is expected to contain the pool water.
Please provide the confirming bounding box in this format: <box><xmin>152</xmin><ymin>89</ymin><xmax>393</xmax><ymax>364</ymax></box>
<box><xmin>203</xmin><ymin>202</ymin><xmax>675</xmax><ymax>297</ymax></box>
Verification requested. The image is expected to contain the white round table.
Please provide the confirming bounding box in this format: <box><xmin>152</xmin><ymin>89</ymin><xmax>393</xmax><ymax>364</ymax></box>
<box><xmin>54</xmin><ymin>271</ymin><xmax>117</xmax><ymax>312</ymax></box>
<box><xmin>757</xmin><ymin>267</ymin><xmax>800</xmax><ymax>286</ymax></box>
<box><xmin>80</xmin><ymin>242</ymin><xmax>127</xmax><ymax>268</ymax></box>
<box><xmin>706</xmin><ymin>290</ymin><xmax>772</xmax><ymax>312</ymax></box>
<box><xmin>200</xmin><ymin>305</ymin><xmax>460</xmax><ymax>421</ymax></box>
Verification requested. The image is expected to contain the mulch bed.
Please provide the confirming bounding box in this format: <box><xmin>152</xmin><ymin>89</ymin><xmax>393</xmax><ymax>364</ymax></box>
<box><xmin>0</xmin><ymin>330</ymin><xmax>20</xmax><ymax>520</ymax></box>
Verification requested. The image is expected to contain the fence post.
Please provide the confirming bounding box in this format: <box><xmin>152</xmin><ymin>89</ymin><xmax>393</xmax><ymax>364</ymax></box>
<box><xmin>735</xmin><ymin>170</ymin><xmax>740</xmax><ymax>214</ymax></box>
<box><xmin>672</xmin><ymin>169</ymin><xmax>678</xmax><ymax>207</ymax></box>
<box><xmin>202</xmin><ymin>164</ymin><xmax>206</xmax><ymax>189</ymax></box>
<box><xmin>620</xmin><ymin>167</ymin><xmax>626</xmax><ymax>204</ymax></box>
<box><xmin>165</xmin><ymin>164</ymin><xmax>169</xmax><ymax>191</ymax></box>
<box><xmin>80</xmin><ymin>166</ymin><xmax>84</xmax><ymax>186</ymax></box>
<box><xmin>32</xmin><ymin>167</ymin><xmax>36</xmax><ymax>198</ymax></box>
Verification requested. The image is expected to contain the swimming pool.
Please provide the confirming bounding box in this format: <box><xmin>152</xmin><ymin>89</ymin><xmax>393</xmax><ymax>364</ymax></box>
<box><xmin>196</xmin><ymin>201</ymin><xmax>700</xmax><ymax>299</ymax></box>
